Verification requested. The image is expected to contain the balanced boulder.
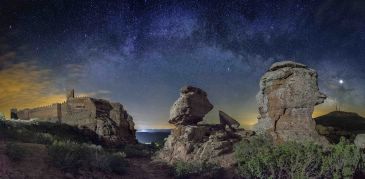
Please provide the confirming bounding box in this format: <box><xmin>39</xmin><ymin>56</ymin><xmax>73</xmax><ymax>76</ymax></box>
<box><xmin>255</xmin><ymin>61</ymin><xmax>328</xmax><ymax>144</ymax></box>
<box><xmin>157</xmin><ymin>86</ymin><xmax>254</xmax><ymax>168</ymax></box>
<box><xmin>169</xmin><ymin>86</ymin><xmax>213</xmax><ymax>126</ymax></box>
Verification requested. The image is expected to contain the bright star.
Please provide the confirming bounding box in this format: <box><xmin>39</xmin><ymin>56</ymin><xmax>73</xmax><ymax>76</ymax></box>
<box><xmin>339</xmin><ymin>79</ymin><xmax>344</xmax><ymax>84</ymax></box>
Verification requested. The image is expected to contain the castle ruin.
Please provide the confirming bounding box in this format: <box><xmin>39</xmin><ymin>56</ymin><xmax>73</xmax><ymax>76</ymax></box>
<box><xmin>11</xmin><ymin>89</ymin><xmax>137</xmax><ymax>145</ymax></box>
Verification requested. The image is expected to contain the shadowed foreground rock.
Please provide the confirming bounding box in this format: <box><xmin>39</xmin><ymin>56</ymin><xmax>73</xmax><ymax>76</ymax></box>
<box><xmin>157</xmin><ymin>86</ymin><xmax>254</xmax><ymax>168</ymax></box>
<box><xmin>255</xmin><ymin>61</ymin><xmax>328</xmax><ymax>144</ymax></box>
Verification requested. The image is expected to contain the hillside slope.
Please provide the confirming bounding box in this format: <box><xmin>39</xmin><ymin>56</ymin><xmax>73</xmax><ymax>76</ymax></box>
<box><xmin>315</xmin><ymin>111</ymin><xmax>365</xmax><ymax>132</ymax></box>
<box><xmin>315</xmin><ymin>111</ymin><xmax>365</xmax><ymax>143</ymax></box>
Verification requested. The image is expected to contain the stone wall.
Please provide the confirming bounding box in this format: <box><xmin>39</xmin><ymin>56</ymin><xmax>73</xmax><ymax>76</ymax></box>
<box><xmin>60</xmin><ymin>97</ymin><xmax>96</xmax><ymax>126</ymax></box>
<box><xmin>11</xmin><ymin>92</ymin><xmax>137</xmax><ymax>145</ymax></box>
<box><xmin>17</xmin><ymin>104</ymin><xmax>61</xmax><ymax>122</ymax></box>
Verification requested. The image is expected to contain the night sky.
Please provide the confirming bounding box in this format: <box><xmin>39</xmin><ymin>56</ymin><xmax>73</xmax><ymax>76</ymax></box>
<box><xmin>1</xmin><ymin>0</ymin><xmax>364</xmax><ymax>129</ymax></box>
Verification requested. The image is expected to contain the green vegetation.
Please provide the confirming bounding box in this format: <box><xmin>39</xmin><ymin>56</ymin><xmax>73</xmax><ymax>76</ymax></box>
<box><xmin>0</xmin><ymin>120</ymin><xmax>100</xmax><ymax>145</ymax></box>
<box><xmin>122</xmin><ymin>144</ymin><xmax>152</xmax><ymax>158</ymax></box>
<box><xmin>0</xmin><ymin>112</ymin><xmax>5</xmax><ymax>120</ymax></box>
<box><xmin>6</xmin><ymin>142</ymin><xmax>28</xmax><ymax>161</ymax></box>
<box><xmin>315</xmin><ymin>111</ymin><xmax>365</xmax><ymax>143</ymax></box>
<box><xmin>173</xmin><ymin>161</ymin><xmax>223</xmax><ymax>178</ymax></box>
<box><xmin>48</xmin><ymin>141</ymin><xmax>128</xmax><ymax>174</ymax></box>
<box><xmin>235</xmin><ymin>136</ymin><xmax>363</xmax><ymax>179</ymax></box>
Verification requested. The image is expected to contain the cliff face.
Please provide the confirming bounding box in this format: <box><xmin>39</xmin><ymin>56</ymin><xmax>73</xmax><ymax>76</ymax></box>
<box><xmin>62</xmin><ymin>98</ymin><xmax>137</xmax><ymax>146</ymax></box>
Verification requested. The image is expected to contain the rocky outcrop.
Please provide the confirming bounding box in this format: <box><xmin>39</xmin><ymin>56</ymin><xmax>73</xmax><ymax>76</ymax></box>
<box><xmin>11</xmin><ymin>90</ymin><xmax>137</xmax><ymax>146</ymax></box>
<box><xmin>60</xmin><ymin>99</ymin><xmax>137</xmax><ymax>146</ymax></box>
<box><xmin>157</xmin><ymin>86</ymin><xmax>254</xmax><ymax>168</ymax></box>
<box><xmin>169</xmin><ymin>86</ymin><xmax>213</xmax><ymax>125</ymax></box>
<box><xmin>157</xmin><ymin>124</ymin><xmax>253</xmax><ymax>168</ymax></box>
<box><xmin>354</xmin><ymin>134</ymin><xmax>365</xmax><ymax>149</ymax></box>
<box><xmin>219</xmin><ymin>111</ymin><xmax>240</xmax><ymax>131</ymax></box>
<box><xmin>255</xmin><ymin>61</ymin><xmax>328</xmax><ymax>144</ymax></box>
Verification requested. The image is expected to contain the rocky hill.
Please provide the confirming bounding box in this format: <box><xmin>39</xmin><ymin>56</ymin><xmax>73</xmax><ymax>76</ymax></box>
<box><xmin>315</xmin><ymin>111</ymin><xmax>365</xmax><ymax>143</ymax></box>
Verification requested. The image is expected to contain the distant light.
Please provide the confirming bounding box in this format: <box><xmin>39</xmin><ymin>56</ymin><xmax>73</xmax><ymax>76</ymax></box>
<box><xmin>339</xmin><ymin>79</ymin><xmax>344</xmax><ymax>84</ymax></box>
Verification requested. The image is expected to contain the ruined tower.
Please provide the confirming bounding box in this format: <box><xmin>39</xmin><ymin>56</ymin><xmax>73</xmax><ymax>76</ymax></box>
<box><xmin>10</xmin><ymin>108</ymin><xmax>18</xmax><ymax>119</ymax></box>
<box><xmin>66</xmin><ymin>89</ymin><xmax>75</xmax><ymax>100</ymax></box>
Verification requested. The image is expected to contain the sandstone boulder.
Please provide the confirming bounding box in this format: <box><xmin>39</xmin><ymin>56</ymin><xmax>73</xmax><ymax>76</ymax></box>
<box><xmin>219</xmin><ymin>110</ymin><xmax>240</xmax><ymax>130</ymax></box>
<box><xmin>354</xmin><ymin>134</ymin><xmax>365</xmax><ymax>149</ymax></box>
<box><xmin>255</xmin><ymin>61</ymin><xmax>328</xmax><ymax>144</ymax></box>
<box><xmin>156</xmin><ymin>125</ymin><xmax>252</xmax><ymax>168</ymax></box>
<box><xmin>169</xmin><ymin>86</ymin><xmax>213</xmax><ymax>126</ymax></box>
<box><xmin>157</xmin><ymin>86</ymin><xmax>255</xmax><ymax>168</ymax></box>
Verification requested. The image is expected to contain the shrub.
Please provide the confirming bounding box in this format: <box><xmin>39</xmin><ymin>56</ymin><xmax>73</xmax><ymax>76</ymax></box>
<box><xmin>48</xmin><ymin>141</ymin><xmax>92</xmax><ymax>171</ymax></box>
<box><xmin>0</xmin><ymin>120</ymin><xmax>101</xmax><ymax>145</ymax></box>
<box><xmin>97</xmin><ymin>152</ymin><xmax>128</xmax><ymax>174</ymax></box>
<box><xmin>123</xmin><ymin>144</ymin><xmax>150</xmax><ymax>158</ymax></box>
<box><xmin>0</xmin><ymin>112</ymin><xmax>5</xmax><ymax>120</ymax></box>
<box><xmin>6</xmin><ymin>143</ymin><xmax>28</xmax><ymax>161</ymax></box>
<box><xmin>235</xmin><ymin>136</ymin><xmax>362</xmax><ymax>179</ymax></box>
<box><xmin>48</xmin><ymin>141</ymin><xmax>128</xmax><ymax>174</ymax></box>
<box><xmin>321</xmin><ymin>138</ymin><xmax>362</xmax><ymax>178</ymax></box>
<box><xmin>173</xmin><ymin>161</ymin><xmax>223</xmax><ymax>178</ymax></box>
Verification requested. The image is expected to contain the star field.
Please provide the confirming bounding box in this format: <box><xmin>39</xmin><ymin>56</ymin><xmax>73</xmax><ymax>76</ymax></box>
<box><xmin>0</xmin><ymin>0</ymin><xmax>364</xmax><ymax>129</ymax></box>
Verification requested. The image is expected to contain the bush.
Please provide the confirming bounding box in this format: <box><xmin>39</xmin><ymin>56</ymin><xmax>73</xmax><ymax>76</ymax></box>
<box><xmin>0</xmin><ymin>120</ymin><xmax>101</xmax><ymax>145</ymax></box>
<box><xmin>173</xmin><ymin>161</ymin><xmax>223</xmax><ymax>178</ymax></box>
<box><xmin>0</xmin><ymin>112</ymin><xmax>5</xmax><ymax>120</ymax></box>
<box><xmin>48</xmin><ymin>141</ymin><xmax>128</xmax><ymax>174</ymax></box>
<box><xmin>123</xmin><ymin>144</ymin><xmax>150</xmax><ymax>158</ymax></box>
<box><xmin>235</xmin><ymin>136</ymin><xmax>362</xmax><ymax>179</ymax></box>
<box><xmin>6</xmin><ymin>143</ymin><xmax>28</xmax><ymax>161</ymax></box>
<box><xmin>97</xmin><ymin>152</ymin><xmax>128</xmax><ymax>174</ymax></box>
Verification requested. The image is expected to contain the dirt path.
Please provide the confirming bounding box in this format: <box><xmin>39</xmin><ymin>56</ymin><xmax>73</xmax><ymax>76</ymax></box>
<box><xmin>124</xmin><ymin>158</ymin><xmax>173</xmax><ymax>179</ymax></box>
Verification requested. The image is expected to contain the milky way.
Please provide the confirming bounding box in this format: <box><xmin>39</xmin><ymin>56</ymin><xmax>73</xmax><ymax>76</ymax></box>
<box><xmin>0</xmin><ymin>0</ymin><xmax>364</xmax><ymax>129</ymax></box>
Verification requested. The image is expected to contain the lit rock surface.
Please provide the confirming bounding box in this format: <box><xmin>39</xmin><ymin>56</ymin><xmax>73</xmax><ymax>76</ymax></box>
<box><xmin>156</xmin><ymin>125</ymin><xmax>253</xmax><ymax>168</ymax></box>
<box><xmin>169</xmin><ymin>86</ymin><xmax>213</xmax><ymax>126</ymax></box>
<box><xmin>354</xmin><ymin>134</ymin><xmax>365</xmax><ymax>149</ymax></box>
<box><xmin>157</xmin><ymin>86</ymin><xmax>254</xmax><ymax>168</ymax></box>
<box><xmin>12</xmin><ymin>90</ymin><xmax>137</xmax><ymax>146</ymax></box>
<box><xmin>255</xmin><ymin>61</ymin><xmax>328</xmax><ymax>144</ymax></box>
<box><xmin>219</xmin><ymin>110</ymin><xmax>240</xmax><ymax>130</ymax></box>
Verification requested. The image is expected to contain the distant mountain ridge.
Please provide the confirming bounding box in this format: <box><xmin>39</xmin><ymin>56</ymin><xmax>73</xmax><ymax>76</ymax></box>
<box><xmin>315</xmin><ymin>111</ymin><xmax>365</xmax><ymax>143</ymax></box>
<box><xmin>315</xmin><ymin>111</ymin><xmax>365</xmax><ymax>132</ymax></box>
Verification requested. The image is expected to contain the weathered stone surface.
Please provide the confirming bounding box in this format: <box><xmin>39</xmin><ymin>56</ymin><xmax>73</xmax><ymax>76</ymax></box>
<box><xmin>157</xmin><ymin>86</ymin><xmax>254</xmax><ymax>168</ymax></box>
<box><xmin>156</xmin><ymin>125</ymin><xmax>252</xmax><ymax>168</ymax></box>
<box><xmin>219</xmin><ymin>110</ymin><xmax>240</xmax><ymax>130</ymax></box>
<box><xmin>12</xmin><ymin>90</ymin><xmax>137</xmax><ymax>146</ymax></box>
<box><xmin>354</xmin><ymin>134</ymin><xmax>365</xmax><ymax>149</ymax></box>
<box><xmin>169</xmin><ymin>86</ymin><xmax>213</xmax><ymax>126</ymax></box>
<box><xmin>255</xmin><ymin>61</ymin><xmax>328</xmax><ymax>144</ymax></box>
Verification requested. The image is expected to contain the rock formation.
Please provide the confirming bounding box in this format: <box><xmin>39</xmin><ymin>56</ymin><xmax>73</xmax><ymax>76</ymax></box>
<box><xmin>255</xmin><ymin>61</ymin><xmax>328</xmax><ymax>144</ymax></box>
<box><xmin>219</xmin><ymin>110</ymin><xmax>240</xmax><ymax>131</ymax></box>
<box><xmin>157</xmin><ymin>86</ymin><xmax>254</xmax><ymax>168</ymax></box>
<box><xmin>169</xmin><ymin>86</ymin><xmax>213</xmax><ymax>125</ymax></box>
<box><xmin>12</xmin><ymin>90</ymin><xmax>137</xmax><ymax>146</ymax></box>
<box><xmin>354</xmin><ymin>134</ymin><xmax>365</xmax><ymax>149</ymax></box>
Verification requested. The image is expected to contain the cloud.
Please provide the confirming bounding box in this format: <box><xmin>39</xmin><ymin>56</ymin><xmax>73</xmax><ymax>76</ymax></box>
<box><xmin>0</xmin><ymin>52</ymin><xmax>65</xmax><ymax>118</ymax></box>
